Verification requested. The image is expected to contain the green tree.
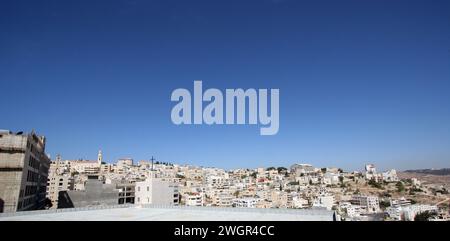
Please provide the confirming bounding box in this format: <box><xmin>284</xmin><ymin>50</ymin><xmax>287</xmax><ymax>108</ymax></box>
<box><xmin>414</xmin><ymin>211</ymin><xmax>436</xmax><ymax>221</ymax></box>
<box><xmin>277</xmin><ymin>167</ymin><xmax>287</xmax><ymax>173</ymax></box>
<box><xmin>379</xmin><ymin>200</ymin><xmax>391</xmax><ymax>209</ymax></box>
<box><xmin>396</xmin><ymin>181</ymin><xmax>405</xmax><ymax>192</ymax></box>
<box><xmin>368</xmin><ymin>179</ymin><xmax>383</xmax><ymax>189</ymax></box>
<box><xmin>382</xmin><ymin>192</ymin><xmax>392</xmax><ymax>198</ymax></box>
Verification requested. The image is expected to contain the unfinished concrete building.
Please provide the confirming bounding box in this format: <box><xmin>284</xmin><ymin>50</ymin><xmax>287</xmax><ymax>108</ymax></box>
<box><xmin>58</xmin><ymin>176</ymin><xmax>120</xmax><ymax>208</ymax></box>
<box><xmin>0</xmin><ymin>130</ymin><xmax>51</xmax><ymax>213</ymax></box>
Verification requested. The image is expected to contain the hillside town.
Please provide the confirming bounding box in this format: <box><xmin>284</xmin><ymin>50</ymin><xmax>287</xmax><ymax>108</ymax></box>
<box><xmin>1</xmin><ymin>130</ymin><xmax>449</xmax><ymax>221</ymax></box>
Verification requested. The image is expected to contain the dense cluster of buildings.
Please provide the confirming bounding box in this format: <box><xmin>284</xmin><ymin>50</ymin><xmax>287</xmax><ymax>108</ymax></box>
<box><xmin>385</xmin><ymin>197</ymin><xmax>439</xmax><ymax>221</ymax></box>
<box><xmin>364</xmin><ymin>164</ymin><xmax>399</xmax><ymax>183</ymax></box>
<box><xmin>1</xmin><ymin>130</ymin><xmax>448</xmax><ymax>221</ymax></box>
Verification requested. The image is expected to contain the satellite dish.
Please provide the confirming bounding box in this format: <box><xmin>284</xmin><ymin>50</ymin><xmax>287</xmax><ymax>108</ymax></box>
<box><xmin>16</xmin><ymin>131</ymin><xmax>23</xmax><ymax>135</ymax></box>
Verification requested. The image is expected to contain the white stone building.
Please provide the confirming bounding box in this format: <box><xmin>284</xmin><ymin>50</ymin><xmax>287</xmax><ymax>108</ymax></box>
<box><xmin>135</xmin><ymin>178</ymin><xmax>179</xmax><ymax>205</ymax></box>
<box><xmin>351</xmin><ymin>195</ymin><xmax>380</xmax><ymax>213</ymax></box>
<box><xmin>313</xmin><ymin>193</ymin><xmax>335</xmax><ymax>210</ymax></box>
<box><xmin>233</xmin><ymin>197</ymin><xmax>260</xmax><ymax>208</ymax></box>
<box><xmin>184</xmin><ymin>192</ymin><xmax>204</xmax><ymax>206</ymax></box>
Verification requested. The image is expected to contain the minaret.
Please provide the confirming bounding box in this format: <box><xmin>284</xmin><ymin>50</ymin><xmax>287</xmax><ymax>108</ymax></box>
<box><xmin>56</xmin><ymin>154</ymin><xmax>61</xmax><ymax>173</ymax></box>
<box><xmin>97</xmin><ymin>150</ymin><xmax>103</xmax><ymax>167</ymax></box>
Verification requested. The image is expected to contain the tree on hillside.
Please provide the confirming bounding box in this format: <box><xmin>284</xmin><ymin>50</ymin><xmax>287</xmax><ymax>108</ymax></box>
<box><xmin>414</xmin><ymin>211</ymin><xmax>437</xmax><ymax>221</ymax></box>
<box><xmin>396</xmin><ymin>181</ymin><xmax>405</xmax><ymax>192</ymax></box>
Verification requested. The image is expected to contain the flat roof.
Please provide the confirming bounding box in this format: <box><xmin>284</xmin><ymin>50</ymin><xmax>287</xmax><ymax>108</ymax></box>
<box><xmin>0</xmin><ymin>205</ymin><xmax>334</xmax><ymax>221</ymax></box>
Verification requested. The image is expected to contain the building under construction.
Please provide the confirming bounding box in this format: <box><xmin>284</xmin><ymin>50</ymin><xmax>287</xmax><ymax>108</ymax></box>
<box><xmin>0</xmin><ymin>130</ymin><xmax>50</xmax><ymax>213</ymax></box>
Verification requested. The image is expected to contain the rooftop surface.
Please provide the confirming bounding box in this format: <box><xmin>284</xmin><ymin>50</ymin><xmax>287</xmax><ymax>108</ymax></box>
<box><xmin>0</xmin><ymin>205</ymin><xmax>334</xmax><ymax>221</ymax></box>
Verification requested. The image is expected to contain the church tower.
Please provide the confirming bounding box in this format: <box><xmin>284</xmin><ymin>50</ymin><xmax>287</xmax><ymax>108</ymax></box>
<box><xmin>97</xmin><ymin>150</ymin><xmax>103</xmax><ymax>166</ymax></box>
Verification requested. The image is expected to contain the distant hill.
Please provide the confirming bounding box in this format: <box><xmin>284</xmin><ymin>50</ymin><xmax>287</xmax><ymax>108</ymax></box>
<box><xmin>404</xmin><ymin>168</ymin><xmax>450</xmax><ymax>176</ymax></box>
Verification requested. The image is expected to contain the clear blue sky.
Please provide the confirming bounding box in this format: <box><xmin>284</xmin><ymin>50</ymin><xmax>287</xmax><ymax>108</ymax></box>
<box><xmin>1</xmin><ymin>0</ymin><xmax>450</xmax><ymax>171</ymax></box>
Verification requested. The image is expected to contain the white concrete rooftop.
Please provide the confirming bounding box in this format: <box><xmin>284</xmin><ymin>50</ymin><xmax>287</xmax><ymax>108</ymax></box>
<box><xmin>0</xmin><ymin>205</ymin><xmax>334</xmax><ymax>221</ymax></box>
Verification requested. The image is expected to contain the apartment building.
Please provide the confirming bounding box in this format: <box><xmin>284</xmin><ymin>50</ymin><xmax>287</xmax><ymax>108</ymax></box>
<box><xmin>68</xmin><ymin>160</ymin><xmax>100</xmax><ymax>174</ymax></box>
<box><xmin>100</xmin><ymin>163</ymin><xmax>113</xmax><ymax>173</ymax></box>
<box><xmin>116</xmin><ymin>181</ymin><xmax>135</xmax><ymax>204</ymax></box>
<box><xmin>46</xmin><ymin>155</ymin><xmax>74</xmax><ymax>208</ymax></box>
<box><xmin>233</xmin><ymin>197</ymin><xmax>260</xmax><ymax>208</ymax></box>
<box><xmin>292</xmin><ymin>196</ymin><xmax>309</xmax><ymax>209</ymax></box>
<box><xmin>184</xmin><ymin>192</ymin><xmax>204</xmax><ymax>206</ymax></box>
<box><xmin>212</xmin><ymin>193</ymin><xmax>233</xmax><ymax>207</ymax></box>
<box><xmin>290</xmin><ymin>164</ymin><xmax>316</xmax><ymax>176</ymax></box>
<box><xmin>390</xmin><ymin>197</ymin><xmax>412</xmax><ymax>208</ymax></box>
<box><xmin>0</xmin><ymin>130</ymin><xmax>50</xmax><ymax>212</ymax></box>
<box><xmin>135</xmin><ymin>178</ymin><xmax>179</xmax><ymax>205</ymax></box>
<box><xmin>46</xmin><ymin>173</ymin><xmax>74</xmax><ymax>208</ymax></box>
<box><xmin>313</xmin><ymin>193</ymin><xmax>335</xmax><ymax>210</ymax></box>
<box><xmin>386</xmin><ymin>204</ymin><xmax>438</xmax><ymax>221</ymax></box>
<box><xmin>351</xmin><ymin>195</ymin><xmax>380</xmax><ymax>213</ymax></box>
<box><xmin>117</xmin><ymin>158</ymin><xmax>133</xmax><ymax>167</ymax></box>
<box><xmin>402</xmin><ymin>204</ymin><xmax>438</xmax><ymax>221</ymax></box>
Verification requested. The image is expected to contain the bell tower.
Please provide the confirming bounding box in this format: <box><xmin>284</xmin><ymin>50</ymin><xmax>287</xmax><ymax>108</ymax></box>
<box><xmin>97</xmin><ymin>150</ymin><xmax>103</xmax><ymax>166</ymax></box>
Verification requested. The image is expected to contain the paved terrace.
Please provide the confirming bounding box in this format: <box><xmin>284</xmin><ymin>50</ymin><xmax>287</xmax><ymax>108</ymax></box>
<box><xmin>0</xmin><ymin>204</ymin><xmax>335</xmax><ymax>221</ymax></box>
